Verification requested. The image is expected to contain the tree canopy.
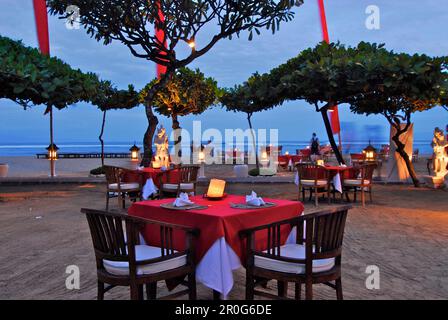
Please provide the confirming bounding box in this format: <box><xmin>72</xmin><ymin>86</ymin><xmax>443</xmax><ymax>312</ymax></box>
<box><xmin>141</xmin><ymin>67</ymin><xmax>221</xmax><ymax>127</ymax></box>
<box><xmin>0</xmin><ymin>35</ymin><xmax>99</xmax><ymax>112</ymax></box>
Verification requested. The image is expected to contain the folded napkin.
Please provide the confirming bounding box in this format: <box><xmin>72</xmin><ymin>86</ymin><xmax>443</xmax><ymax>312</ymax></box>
<box><xmin>160</xmin><ymin>166</ymin><xmax>167</xmax><ymax>171</ymax></box>
<box><xmin>173</xmin><ymin>192</ymin><xmax>194</xmax><ymax>207</ymax></box>
<box><xmin>340</xmin><ymin>164</ymin><xmax>347</xmax><ymax>167</ymax></box>
<box><xmin>246</xmin><ymin>191</ymin><xmax>266</xmax><ymax>207</ymax></box>
<box><xmin>142</xmin><ymin>178</ymin><xmax>158</xmax><ymax>200</ymax></box>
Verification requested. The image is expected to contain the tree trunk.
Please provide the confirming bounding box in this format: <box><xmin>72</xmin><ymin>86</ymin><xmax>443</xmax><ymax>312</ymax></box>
<box><xmin>171</xmin><ymin>113</ymin><xmax>182</xmax><ymax>160</ymax></box>
<box><xmin>320</xmin><ymin>106</ymin><xmax>345</xmax><ymax>164</ymax></box>
<box><xmin>99</xmin><ymin>110</ymin><xmax>106</xmax><ymax>167</ymax></box>
<box><xmin>391</xmin><ymin>126</ymin><xmax>420</xmax><ymax>187</ymax></box>
<box><xmin>140</xmin><ymin>70</ymin><xmax>174</xmax><ymax>167</ymax></box>
<box><xmin>247</xmin><ymin>113</ymin><xmax>259</xmax><ymax>170</ymax></box>
<box><xmin>141</xmin><ymin>103</ymin><xmax>159</xmax><ymax>167</ymax></box>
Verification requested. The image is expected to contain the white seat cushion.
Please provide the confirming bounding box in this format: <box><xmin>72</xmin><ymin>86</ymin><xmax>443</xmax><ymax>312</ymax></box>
<box><xmin>162</xmin><ymin>183</ymin><xmax>194</xmax><ymax>190</ymax></box>
<box><xmin>300</xmin><ymin>179</ymin><xmax>327</xmax><ymax>186</ymax></box>
<box><xmin>108</xmin><ymin>182</ymin><xmax>140</xmax><ymax>190</ymax></box>
<box><xmin>254</xmin><ymin>243</ymin><xmax>335</xmax><ymax>274</ymax></box>
<box><xmin>103</xmin><ymin>245</ymin><xmax>187</xmax><ymax>276</ymax></box>
<box><xmin>343</xmin><ymin>179</ymin><xmax>370</xmax><ymax>186</ymax></box>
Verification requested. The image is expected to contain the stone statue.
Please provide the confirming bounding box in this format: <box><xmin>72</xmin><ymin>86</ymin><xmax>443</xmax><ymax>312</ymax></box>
<box><xmin>152</xmin><ymin>126</ymin><xmax>170</xmax><ymax>168</ymax></box>
<box><xmin>431</xmin><ymin>127</ymin><xmax>448</xmax><ymax>178</ymax></box>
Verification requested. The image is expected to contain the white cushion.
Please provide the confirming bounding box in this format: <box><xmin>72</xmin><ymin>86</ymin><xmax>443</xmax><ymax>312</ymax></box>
<box><xmin>343</xmin><ymin>179</ymin><xmax>370</xmax><ymax>186</ymax></box>
<box><xmin>254</xmin><ymin>243</ymin><xmax>335</xmax><ymax>274</ymax></box>
<box><xmin>300</xmin><ymin>179</ymin><xmax>327</xmax><ymax>186</ymax></box>
<box><xmin>162</xmin><ymin>183</ymin><xmax>194</xmax><ymax>190</ymax></box>
<box><xmin>108</xmin><ymin>182</ymin><xmax>140</xmax><ymax>190</ymax></box>
<box><xmin>103</xmin><ymin>245</ymin><xmax>186</xmax><ymax>276</ymax></box>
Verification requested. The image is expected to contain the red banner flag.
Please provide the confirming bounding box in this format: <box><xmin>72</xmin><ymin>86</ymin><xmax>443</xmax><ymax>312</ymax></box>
<box><xmin>33</xmin><ymin>0</ymin><xmax>50</xmax><ymax>55</ymax></box>
<box><xmin>317</xmin><ymin>0</ymin><xmax>341</xmax><ymax>135</ymax></box>
<box><xmin>155</xmin><ymin>2</ymin><xmax>167</xmax><ymax>79</ymax></box>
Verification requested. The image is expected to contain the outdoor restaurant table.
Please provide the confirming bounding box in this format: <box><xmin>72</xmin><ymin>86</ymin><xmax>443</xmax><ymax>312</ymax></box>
<box><xmin>123</xmin><ymin>168</ymin><xmax>180</xmax><ymax>199</ymax></box>
<box><xmin>294</xmin><ymin>165</ymin><xmax>354</xmax><ymax>193</ymax></box>
<box><xmin>128</xmin><ymin>194</ymin><xmax>304</xmax><ymax>296</ymax></box>
<box><xmin>278</xmin><ymin>155</ymin><xmax>302</xmax><ymax>170</ymax></box>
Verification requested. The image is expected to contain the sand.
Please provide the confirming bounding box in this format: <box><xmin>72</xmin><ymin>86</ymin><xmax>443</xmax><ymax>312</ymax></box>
<box><xmin>0</xmin><ymin>181</ymin><xmax>447</xmax><ymax>300</ymax></box>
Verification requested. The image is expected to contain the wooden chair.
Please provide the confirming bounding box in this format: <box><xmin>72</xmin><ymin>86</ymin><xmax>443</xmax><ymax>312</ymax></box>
<box><xmin>240</xmin><ymin>205</ymin><xmax>351</xmax><ymax>300</ymax></box>
<box><xmin>350</xmin><ymin>153</ymin><xmax>365</xmax><ymax>166</ymax></box>
<box><xmin>104</xmin><ymin>165</ymin><xmax>142</xmax><ymax>210</ymax></box>
<box><xmin>81</xmin><ymin>208</ymin><xmax>199</xmax><ymax>300</ymax></box>
<box><xmin>342</xmin><ymin>163</ymin><xmax>376</xmax><ymax>207</ymax></box>
<box><xmin>296</xmin><ymin>164</ymin><xmax>331</xmax><ymax>206</ymax></box>
<box><xmin>159</xmin><ymin>165</ymin><xmax>199</xmax><ymax>198</ymax></box>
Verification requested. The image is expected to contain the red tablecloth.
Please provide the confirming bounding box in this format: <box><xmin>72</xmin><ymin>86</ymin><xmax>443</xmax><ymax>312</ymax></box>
<box><xmin>128</xmin><ymin>195</ymin><xmax>304</xmax><ymax>264</ymax></box>
<box><xmin>278</xmin><ymin>155</ymin><xmax>302</xmax><ymax>165</ymax></box>
<box><xmin>324</xmin><ymin>165</ymin><xmax>356</xmax><ymax>179</ymax></box>
<box><xmin>123</xmin><ymin>168</ymin><xmax>180</xmax><ymax>188</ymax></box>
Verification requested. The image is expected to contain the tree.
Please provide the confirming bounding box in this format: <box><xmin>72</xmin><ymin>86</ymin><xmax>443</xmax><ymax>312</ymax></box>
<box><xmin>261</xmin><ymin>42</ymin><xmax>399</xmax><ymax>164</ymax></box>
<box><xmin>48</xmin><ymin>0</ymin><xmax>298</xmax><ymax>166</ymax></box>
<box><xmin>141</xmin><ymin>67</ymin><xmax>221</xmax><ymax>158</ymax></box>
<box><xmin>0</xmin><ymin>35</ymin><xmax>98</xmax><ymax>111</ymax></box>
<box><xmin>0</xmin><ymin>36</ymin><xmax>140</xmax><ymax>167</ymax></box>
<box><xmin>349</xmin><ymin>53</ymin><xmax>448</xmax><ymax>187</ymax></box>
<box><xmin>220</xmin><ymin>72</ymin><xmax>279</xmax><ymax>169</ymax></box>
<box><xmin>92</xmin><ymin>81</ymin><xmax>140</xmax><ymax>165</ymax></box>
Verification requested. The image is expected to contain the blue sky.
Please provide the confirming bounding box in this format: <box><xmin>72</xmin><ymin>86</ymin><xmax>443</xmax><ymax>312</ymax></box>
<box><xmin>0</xmin><ymin>0</ymin><xmax>447</xmax><ymax>145</ymax></box>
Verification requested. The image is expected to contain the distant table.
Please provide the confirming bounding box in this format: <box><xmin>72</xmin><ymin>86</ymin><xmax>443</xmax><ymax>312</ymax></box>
<box><xmin>128</xmin><ymin>195</ymin><xmax>304</xmax><ymax>296</ymax></box>
<box><xmin>278</xmin><ymin>155</ymin><xmax>302</xmax><ymax>170</ymax></box>
<box><xmin>123</xmin><ymin>168</ymin><xmax>180</xmax><ymax>199</ymax></box>
<box><xmin>294</xmin><ymin>165</ymin><xmax>354</xmax><ymax>193</ymax></box>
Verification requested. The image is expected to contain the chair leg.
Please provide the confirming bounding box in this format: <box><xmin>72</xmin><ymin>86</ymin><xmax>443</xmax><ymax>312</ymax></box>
<box><xmin>369</xmin><ymin>186</ymin><xmax>373</xmax><ymax>202</ymax></box>
<box><xmin>146</xmin><ymin>282</ymin><xmax>157</xmax><ymax>300</ymax></box>
<box><xmin>336</xmin><ymin>278</ymin><xmax>343</xmax><ymax>300</ymax></box>
<box><xmin>130</xmin><ymin>284</ymin><xmax>140</xmax><ymax>300</ymax></box>
<box><xmin>188</xmin><ymin>272</ymin><xmax>197</xmax><ymax>300</ymax></box>
<box><xmin>246</xmin><ymin>271</ymin><xmax>254</xmax><ymax>300</ymax></box>
<box><xmin>295</xmin><ymin>282</ymin><xmax>301</xmax><ymax>300</ymax></box>
<box><xmin>314</xmin><ymin>188</ymin><xmax>318</xmax><ymax>207</ymax></box>
<box><xmin>97</xmin><ymin>281</ymin><xmax>105</xmax><ymax>300</ymax></box>
<box><xmin>138</xmin><ymin>284</ymin><xmax>144</xmax><ymax>300</ymax></box>
<box><xmin>106</xmin><ymin>193</ymin><xmax>110</xmax><ymax>211</ymax></box>
<box><xmin>361</xmin><ymin>188</ymin><xmax>365</xmax><ymax>207</ymax></box>
<box><xmin>305</xmin><ymin>280</ymin><xmax>313</xmax><ymax>300</ymax></box>
<box><xmin>278</xmin><ymin>280</ymin><xmax>288</xmax><ymax>298</ymax></box>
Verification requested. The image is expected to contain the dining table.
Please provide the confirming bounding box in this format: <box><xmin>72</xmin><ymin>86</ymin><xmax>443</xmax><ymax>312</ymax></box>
<box><xmin>123</xmin><ymin>167</ymin><xmax>180</xmax><ymax>199</ymax></box>
<box><xmin>128</xmin><ymin>194</ymin><xmax>304</xmax><ymax>297</ymax></box>
<box><xmin>278</xmin><ymin>155</ymin><xmax>302</xmax><ymax>170</ymax></box>
<box><xmin>294</xmin><ymin>164</ymin><xmax>355</xmax><ymax>193</ymax></box>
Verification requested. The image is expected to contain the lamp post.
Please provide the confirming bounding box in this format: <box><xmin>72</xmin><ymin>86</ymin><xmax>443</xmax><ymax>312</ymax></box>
<box><xmin>46</xmin><ymin>142</ymin><xmax>59</xmax><ymax>177</ymax></box>
<box><xmin>198</xmin><ymin>150</ymin><xmax>206</xmax><ymax>178</ymax></box>
<box><xmin>130</xmin><ymin>143</ymin><xmax>141</xmax><ymax>162</ymax></box>
<box><xmin>363</xmin><ymin>143</ymin><xmax>377</xmax><ymax>162</ymax></box>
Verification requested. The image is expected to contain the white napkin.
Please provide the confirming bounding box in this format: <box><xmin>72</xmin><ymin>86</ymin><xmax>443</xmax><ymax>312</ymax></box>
<box><xmin>173</xmin><ymin>192</ymin><xmax>194</xmax><ymax>207</ymax></box>
<box><xmin>246</xmin><ymin>191</ymin><xmax>266</xmax><ymax>206</ymax></box>
<box><xmin>340</xmin><ymin>164</ymin><xmax>347</xmax><ymax>167</ymax></box>
<box><xmin>160</xmin><ymin>166</ymin><xmax>167</xmax><ymax>171</ymax></box>
<box><xmin>142</xmin><ymin>178</ymin><xmax>158</xmax><ymax>200</ymax></box>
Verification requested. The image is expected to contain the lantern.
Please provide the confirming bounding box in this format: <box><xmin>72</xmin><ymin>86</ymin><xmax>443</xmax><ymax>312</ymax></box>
<box><xmin>46</xmin><ymin>143</ymin><xmax>59</xmax><ymax>160</ymax></box>
<box><xmin>285</xmin><ymin>151</ymin><xmax>289</xmax><ymax>155</ymax></box>
<box><xmin>362</xmin><ymin>143</ymin><xmax>377</xmax><ymax>162</ymax></box>
<box><xmin>206</xmin><ymin>179</ymin><xmax>226</xmax><ymax>199</ymax></box>
<box><xmin>129</xmin><ymin>143</ymin><xmax>140</xmax><ymax>161</ymax></box>
<box><xmin>198</xmin><ymin>151</ymin><xmax>205</xmax><ymax>162</ymax></box>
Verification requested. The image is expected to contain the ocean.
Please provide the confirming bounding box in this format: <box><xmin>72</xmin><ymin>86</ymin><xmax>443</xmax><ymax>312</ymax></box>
<box><xmin>0</xmin><ymin>140</ymin><xmax>434</xmax><ymax>157</ymax></box>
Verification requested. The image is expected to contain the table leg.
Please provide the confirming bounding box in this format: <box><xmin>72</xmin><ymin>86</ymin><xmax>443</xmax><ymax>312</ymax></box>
<box><xmin>213</xmin><ymin>289</ymin><xmax>221</xmax><ymax>300</ymax></box>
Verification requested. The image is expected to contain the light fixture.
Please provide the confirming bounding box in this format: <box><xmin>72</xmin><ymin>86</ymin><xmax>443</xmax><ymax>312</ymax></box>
<box><xmin>285</xmin><ymin>151</ymin><xmax>289</xmax><ymax>155</ymax></box>
<box><xmin>206</xmin><ymin>179</ymin><xmax>226</xmax><ymax>199</ymax></box>
<box><xmin>198</xmin><ymin>151</ymin><xmax>205</xmax><ymax>162</ymax></box>
<box><xmin>187</xmin><ymin>38</ymin><xmax>195</xmax><ymax>49</ymax></box>
<box><xmin>129</xmin><ymin>143</ymin><xmax>140</xmax><ymax>161</ymax></box>
<box><xmin>46</xmin><ymin>143</ymin><xmax>59</xmax><ymax>160</ymax></box>
<box><xmin>316</xmin><ymin>159</ymin><xmax>324</xmax><ymax>166</ymax></box>
<box><xmin>362</xmin><ymin>142</ymin><xmax>377</xmax><ymax>162</ymax></box>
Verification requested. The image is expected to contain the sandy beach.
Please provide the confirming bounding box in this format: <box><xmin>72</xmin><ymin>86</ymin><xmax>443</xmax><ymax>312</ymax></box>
<box><xmin>1</xmin><ymin>178</ymin><xmax>447</xmax><ymax>300</ymax></box>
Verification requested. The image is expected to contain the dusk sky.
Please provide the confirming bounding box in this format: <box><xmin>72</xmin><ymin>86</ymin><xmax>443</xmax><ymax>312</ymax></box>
<box><xmin>1</xmin><ymin>0</ymin><xmax>447</xmax><ymax>145</ymax></box>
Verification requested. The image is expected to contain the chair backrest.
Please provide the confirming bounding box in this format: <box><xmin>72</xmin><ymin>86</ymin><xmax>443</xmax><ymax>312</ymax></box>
<box><xmin>266</xmin><ymin>145</ymin><xmax>282</xmax><ymax>156</ymax></box>
<box><xmin>358</xmin><ymin>163</ymin><xmax>376</xmax><ymax>182</ymax></box>
<box><xmin>178</xmin><ymin>165</ymin><xmax>199</xmax><ymax>183</ymax></box>
<box><xmin>296</xmin><ymin>164</ymin><xmax>328</xmax><ymax>181</ymax></box>
<box><xmin>104</xmin><ymin>165</ymin><xmax>122</xmax><ymax>184</ymax></box>
<box><xmin>82</xmin><ymin>208</ymin><xmax>129</xmax><ymax>267</ymax></box>
<box><xmin>350</xmin><ymin>153</ymin><xmax>365</xmax><ymax>161</ymax></box>
<box><xmin>298</xmin><ymin>206</ymin><xmax>350</xmax><ymax>260</ymax></box>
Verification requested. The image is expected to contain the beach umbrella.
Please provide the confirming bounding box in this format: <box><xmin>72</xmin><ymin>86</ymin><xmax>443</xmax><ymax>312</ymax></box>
<box><xmin>33</xmin><ymin>0</ymin><xmax>56</xmax><ymax>177</ymax></box>
<box><xmin>317</xmin><ymin>0</ymin><xmax>342</xmax><ymax>150</ymax></box>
